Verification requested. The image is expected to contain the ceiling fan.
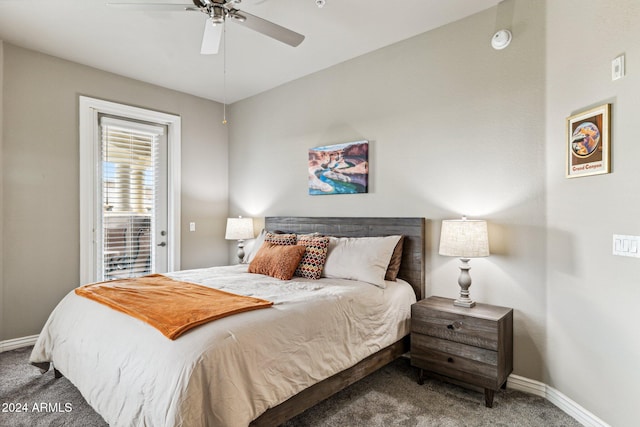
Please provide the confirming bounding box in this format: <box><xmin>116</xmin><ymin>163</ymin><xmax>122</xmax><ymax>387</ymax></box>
<box><xmin>107</xmin><ymin>0</ymin><xmax>305</xmax><ymax>54</ymax></box>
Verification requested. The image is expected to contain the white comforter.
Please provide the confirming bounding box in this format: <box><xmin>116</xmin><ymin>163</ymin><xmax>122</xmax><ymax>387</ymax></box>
<box><xmin>30</xmin><ymin>265</ymin><xmax>416</xmax><ymax>427</ymax></box>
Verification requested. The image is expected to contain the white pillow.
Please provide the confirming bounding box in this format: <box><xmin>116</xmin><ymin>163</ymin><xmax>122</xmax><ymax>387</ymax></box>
<box><xmin>322</xmin><ymin>235</ymin><xmax>402</xmax><ymax>288</ymax></box>
<box><xmin>243</xmin><ymin>229</ymin><xmax>266</xmax><ymax>263</ymax></box>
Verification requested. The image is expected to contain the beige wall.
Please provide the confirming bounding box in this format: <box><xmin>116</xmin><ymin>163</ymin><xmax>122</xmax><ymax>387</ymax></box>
<box><xmin>545</xmin><ymin>1</ymin><xmax>640</xmax><ymax>426</ymax></box>
<box><xmin>3</xmin><ymin>1</ymin><xmax>639</xmax><ymax>425</ymax></box>
<box><xmin>0</xmin><ymin>43</ymin><xmax>229</xmax><ymax>340</ymax></box>
<box><xmin>0</xmin><ymin>42</ymin><xmax>5</xmax><ymax>343</ymax></box>
<box><xmin>229</xmin><ymin>1</ymin><xmax>547</xmax><ymax>382</ymax></box>
<box><xmin>227</xmin><ymin>1</ymin><xmax>640</xmax><ymax>425</ymax></box>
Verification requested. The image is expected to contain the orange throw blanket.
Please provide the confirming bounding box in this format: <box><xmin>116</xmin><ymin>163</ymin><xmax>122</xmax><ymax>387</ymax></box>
<box><xmin>75</xmin><ymin>274</ymin><xmax>273</xmax><ymax>340</ymax></box>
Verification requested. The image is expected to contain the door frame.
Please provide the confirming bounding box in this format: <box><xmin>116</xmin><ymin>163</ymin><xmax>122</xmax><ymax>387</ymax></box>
<box><xmin>79</xmin><ymin>96</ymin><xmax>181</xmax><ymax>284</ymax></box>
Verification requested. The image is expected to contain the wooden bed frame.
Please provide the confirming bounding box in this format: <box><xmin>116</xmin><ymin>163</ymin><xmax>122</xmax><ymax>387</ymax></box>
<box><xmin>250</xmin><ymin>216</ymin><xmax>425</xmax><ymax>426</ymax></box>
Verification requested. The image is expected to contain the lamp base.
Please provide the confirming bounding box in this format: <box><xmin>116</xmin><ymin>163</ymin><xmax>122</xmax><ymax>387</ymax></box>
<box><xmin>236</xmin><ymin>240</ymin><xmax>246</xmax><ymax>264</ymax></box>
<box><xmin>455</xmin><ymin>258</ymin><xmax>476</xmax><ymax>308</ymax></box>
<box><xmin>453</xmin><ymin>298</ymin><xmax>476</xmax><ymax>308</ymax></box>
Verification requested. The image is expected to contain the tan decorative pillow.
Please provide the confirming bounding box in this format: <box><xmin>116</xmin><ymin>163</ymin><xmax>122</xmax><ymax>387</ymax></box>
<box><xmin>385</xmin><ymin>236</ymin><xmax>405</xmax><ymax>281</ymax></box>
<box><xmin>248</xmin><ymin>242</ymin><xmax>306</xmax><ymax>280</ymax></box>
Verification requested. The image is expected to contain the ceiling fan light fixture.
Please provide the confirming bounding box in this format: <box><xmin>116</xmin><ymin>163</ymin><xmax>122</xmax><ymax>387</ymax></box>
<box><xmin>210</xmin><ymin>6</ymin><xmax>225</xmax><ymax>24</ymax></box>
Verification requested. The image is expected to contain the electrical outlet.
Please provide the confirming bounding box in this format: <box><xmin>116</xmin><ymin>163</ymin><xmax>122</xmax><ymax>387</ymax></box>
<box><xmin>189</xmin><ymin>222</ymin><xmax>196</xmax><ymax>232</ymax></box>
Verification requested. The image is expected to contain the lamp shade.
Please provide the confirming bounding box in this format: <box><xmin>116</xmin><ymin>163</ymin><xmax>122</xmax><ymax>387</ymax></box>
<box><xmin>225</xmin><ymin>217</ymin><xmax>254</xmax><ymax>240</ymax></box>
<box><xmin>439</xmin><ymin>218</ymin><xmax>489</xmax><ymax>258</ymax></box>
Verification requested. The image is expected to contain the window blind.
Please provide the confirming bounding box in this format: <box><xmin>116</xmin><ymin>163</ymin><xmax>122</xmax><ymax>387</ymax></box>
<box><xmin>99</xmin><ymin>116</ymin><xmax>164</xmax><ymax>281</ymax></box>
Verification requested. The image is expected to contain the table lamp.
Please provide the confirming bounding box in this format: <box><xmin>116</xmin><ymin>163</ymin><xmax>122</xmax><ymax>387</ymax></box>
<box><xmin>225</xmin><ymin>216</ymin><xmax>254</xmax><ymax>263</ymax></box>
<box><xmin>439</xmin><ymin>217</ymin><xmax>490</xmax><ymax>308</ymax></box>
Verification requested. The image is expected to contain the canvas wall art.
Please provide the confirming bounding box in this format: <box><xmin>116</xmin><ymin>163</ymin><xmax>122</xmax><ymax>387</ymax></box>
<box><xmin>308</xmin><ymin>140</ymin><xmax>369</xmax><ymax>195</ymax></box>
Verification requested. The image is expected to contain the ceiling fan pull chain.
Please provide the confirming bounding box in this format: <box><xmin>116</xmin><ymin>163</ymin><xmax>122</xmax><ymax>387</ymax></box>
<box><xmin>222</xmin><ymin>22</ymin><xmax>228</xmax><ymax>125</ymax></box>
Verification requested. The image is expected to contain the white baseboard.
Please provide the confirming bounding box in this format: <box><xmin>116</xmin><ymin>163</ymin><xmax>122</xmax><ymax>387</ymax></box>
<box><xmin>0</xmin><ymin>336</ymin><xmax>611</xmax><ymax>427</ymax></box>
<box><xmin>0</xmin><ymin>334</ymin><xmax>38</xmax><ymax>353</ymax></box>
<box><xmin>508</xmin><ymin>374</ymin><xmax>610</xmax><ymax>427</ymax></box>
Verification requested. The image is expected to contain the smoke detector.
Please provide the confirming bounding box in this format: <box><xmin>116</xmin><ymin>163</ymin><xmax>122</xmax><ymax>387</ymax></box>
<box><xmin>491</xmin><ymin>29</ymin><xmax>512</xmax><ymax>50</ymax></box>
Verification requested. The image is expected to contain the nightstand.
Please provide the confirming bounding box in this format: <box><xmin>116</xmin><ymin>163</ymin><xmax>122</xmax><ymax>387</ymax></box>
<box><xmin>410</xmin><ymin>296</ymin><xmax>513</xmax><ymax>407</ymax></box>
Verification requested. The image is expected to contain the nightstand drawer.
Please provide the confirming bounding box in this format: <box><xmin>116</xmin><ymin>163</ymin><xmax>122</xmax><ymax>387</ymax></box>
<box><xmin>412</xmin><ymin>304</ymin><xmax>499</xmax><ymax>350</ymax></box>
<box><xmin>411</xmin><ymin>334</ymin><xmax>498</xmax><ymax>389</ymax></box>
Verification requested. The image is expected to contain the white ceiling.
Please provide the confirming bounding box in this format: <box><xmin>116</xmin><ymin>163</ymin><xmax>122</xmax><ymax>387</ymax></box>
<box><xmin>0</xmin><ymin>0</ymin><xmax>499</xmax><ymax>104</ymax></box>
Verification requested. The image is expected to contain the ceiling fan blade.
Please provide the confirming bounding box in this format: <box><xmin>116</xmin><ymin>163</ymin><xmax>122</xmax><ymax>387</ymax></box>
<box><xmin>233</xmin><ymin>11</ymin><xmax>304</xmax><ymax>47</ymax></box>
<box><xmin>106</xmin><ymin>3</ymin><xmax>197</xmax><ymax>12</ymax></box>
<box><xmin>201</xmin><ymin>20</ymin><xmax>223</xmax><ymax>54</ymax></box>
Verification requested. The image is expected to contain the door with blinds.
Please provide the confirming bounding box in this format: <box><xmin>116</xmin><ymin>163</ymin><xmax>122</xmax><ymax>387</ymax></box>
<box><xmin>99</xmin><ymin>116</ymin><xmax>168</xmax><ymax>281</ymax></box>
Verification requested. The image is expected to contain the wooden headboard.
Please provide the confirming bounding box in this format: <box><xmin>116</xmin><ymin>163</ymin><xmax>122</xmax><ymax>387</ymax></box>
<box><xmin>265</xmin><ymin>217</ymin><xmax>426</xmax><ymax>300</ymax></box>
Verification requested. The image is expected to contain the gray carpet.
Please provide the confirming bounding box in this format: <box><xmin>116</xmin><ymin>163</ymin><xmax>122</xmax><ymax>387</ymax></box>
<box><xmin>0</xmin><ymin>346</ymin><xmax>581</xmax><ymax>427</ymax></box>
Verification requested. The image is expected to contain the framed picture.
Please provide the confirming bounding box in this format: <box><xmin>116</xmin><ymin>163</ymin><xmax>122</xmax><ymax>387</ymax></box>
<box><xmin>566</xmin><ymin>104</ymin><xmax>610</xmax><ymax>178</ymax></box>
<box><xmin>308</xmin><ymin>140</ymin><xmax>368</xmax><ymax>195</ymax></box>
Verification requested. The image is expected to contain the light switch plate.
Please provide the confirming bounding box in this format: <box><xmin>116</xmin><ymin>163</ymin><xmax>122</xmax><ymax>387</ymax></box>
<box><xmin>613</xmin><ymin>234</ymin><xmax>640</xmax><ymax>257</ymax></box>
<box><xmin>612</xmin><ymin>55</ymin><xmax>625</xmax><ymax>81</ymax></box>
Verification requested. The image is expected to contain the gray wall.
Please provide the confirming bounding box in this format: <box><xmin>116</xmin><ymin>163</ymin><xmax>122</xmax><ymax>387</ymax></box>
<box><xmin>229</xmin><ymin>1</ymin><xmax>547</xmax><ymax>381</ymax></box>
<box><xmin>545</xmin><ymin>1</ymin><xmax>640</xmax><ymax>426</ymax></box>
<box><xmin>229</xmin><ymin>1</ymin><xmax>639</xmax><ymax>426</ymax></box>
<box><xmin>0</xmin><ymin>43</ymin><xmax>229</xmax><ymax>340</ymax></box>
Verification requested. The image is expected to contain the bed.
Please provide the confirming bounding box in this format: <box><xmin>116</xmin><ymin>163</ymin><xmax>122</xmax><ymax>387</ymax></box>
<box><xmin>30</xmin><ymin>216</ymin><xmax>425</xmax><ymax>426</ymax></box>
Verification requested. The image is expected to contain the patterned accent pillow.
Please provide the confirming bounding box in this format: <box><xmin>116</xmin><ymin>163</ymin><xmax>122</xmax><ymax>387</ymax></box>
<box><xmin>295</xmin><ymin>235</ymin><xmax>330</xmax><ymax>280</ymax></box>
<box><xmin>265</xmin><ymin>232</ymin><xmax>297</xmax><ymax>246</ymax></box>
<box><xmin>248</xmin><ymin>242</ymin><xmax>306</xmax><ymax>280</ymax></box>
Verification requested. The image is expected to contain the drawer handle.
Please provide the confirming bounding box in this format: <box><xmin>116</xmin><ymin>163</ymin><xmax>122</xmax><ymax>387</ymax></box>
<box><xmin>446</xmin><ymin>321</ymin><xmax>463</xmax><ymax>330</ymax></box>
<box><xmin>447</xmin><ymin>357</ymin><xmax>454</xmax><ymax>363</ymax></box>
